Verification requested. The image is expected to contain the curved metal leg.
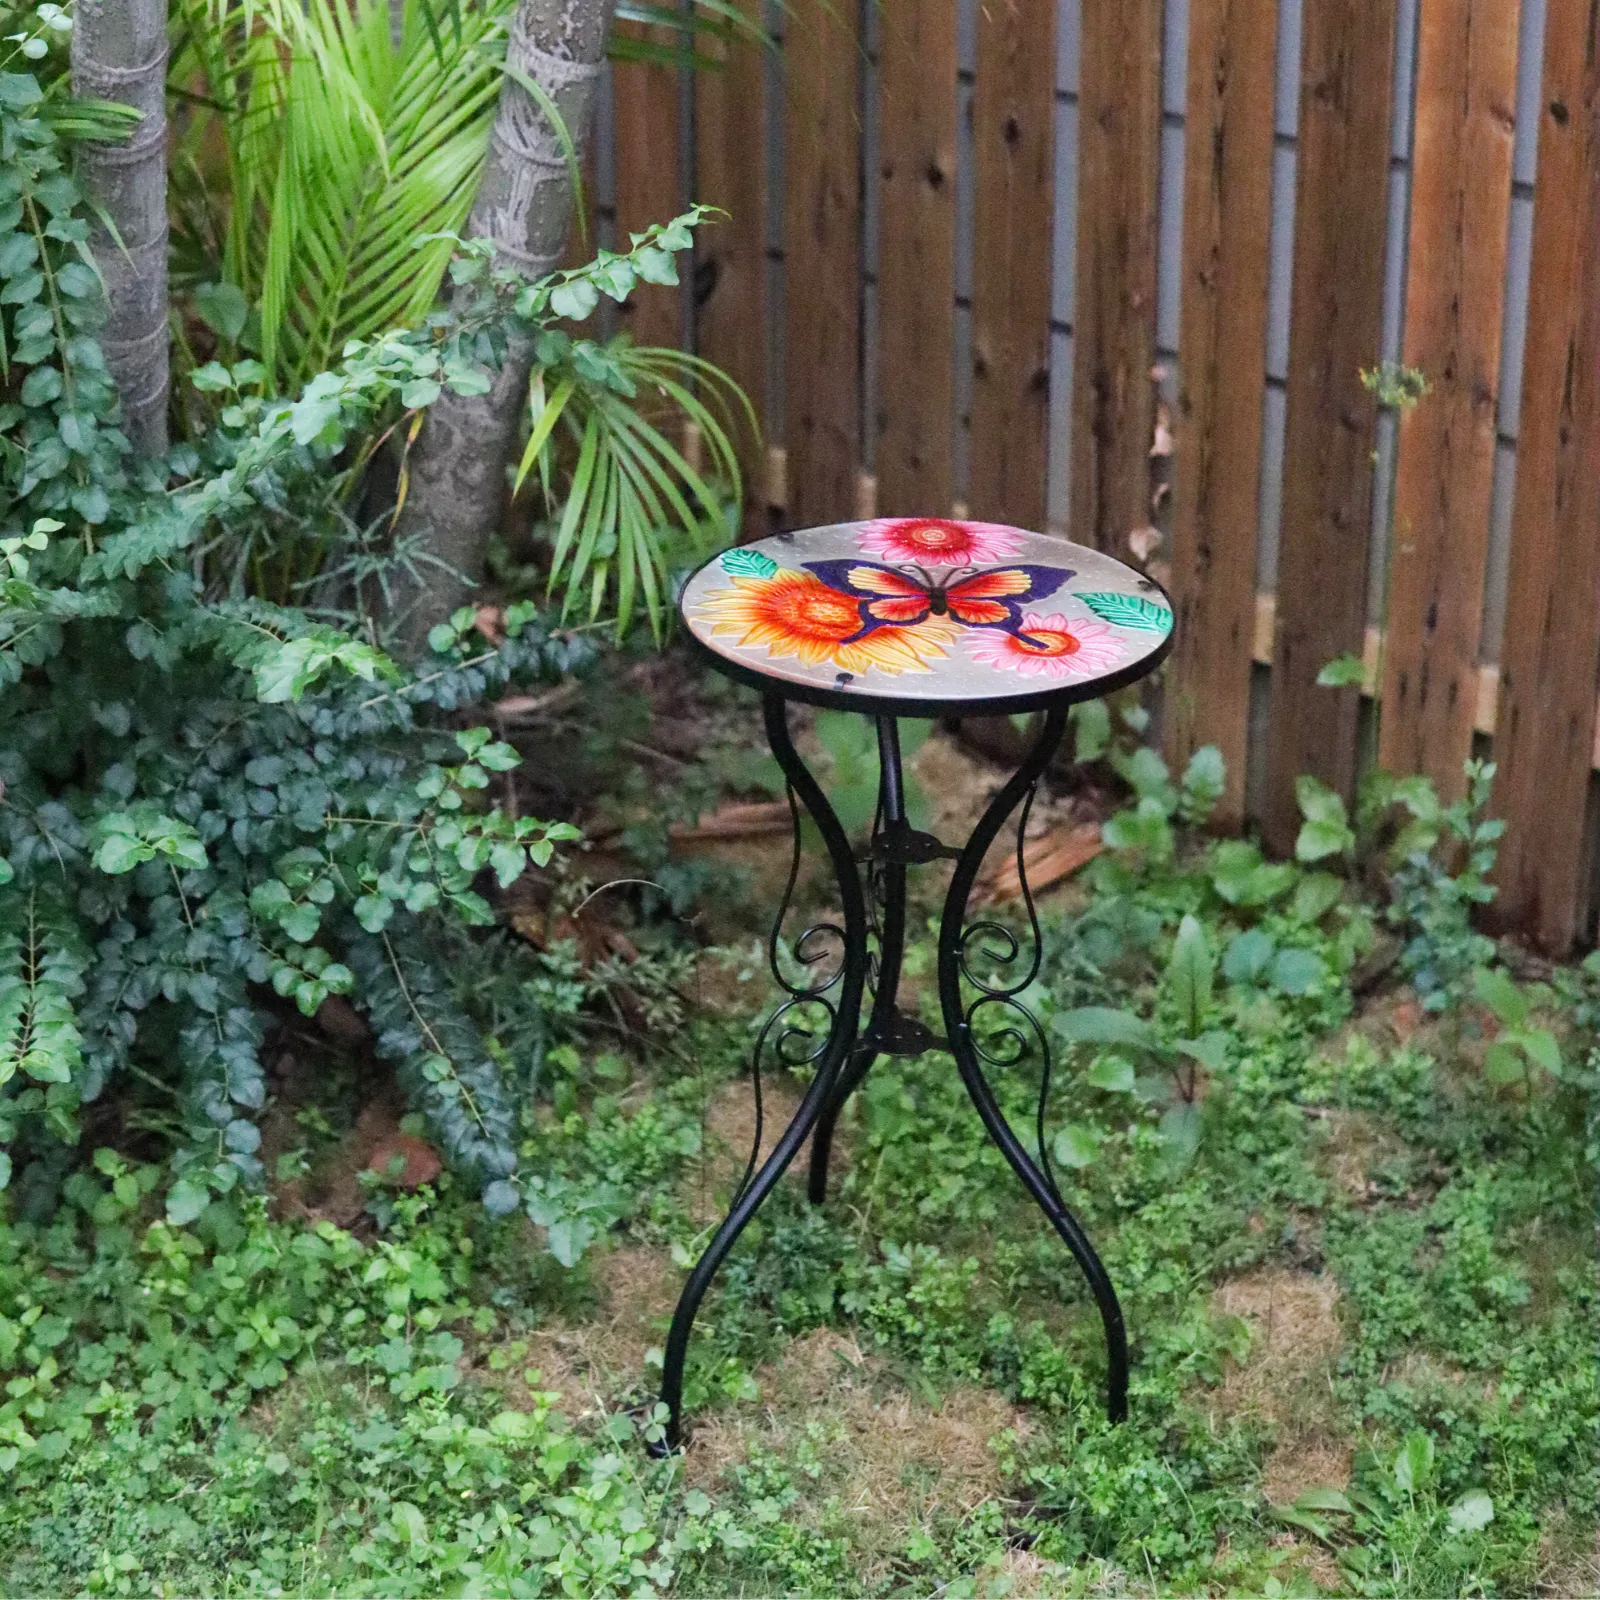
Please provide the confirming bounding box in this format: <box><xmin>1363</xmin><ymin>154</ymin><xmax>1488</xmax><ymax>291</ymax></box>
<box><xmin>935</xmin><ymin>706</ymin><xmax>1130</xmax><ymax>1423</ymax></box>
<box><xmin>809</xmin><ymin>716</ymin><xmax>909</xmax><ymax>1203</ymax></box>
<box><xmin>656</xmin><ymin>692</ymin><xmax>869</xmax><ymax>1451</ymax></box>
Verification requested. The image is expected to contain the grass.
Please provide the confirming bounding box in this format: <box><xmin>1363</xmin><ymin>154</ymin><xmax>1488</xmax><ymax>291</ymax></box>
<box><xmin>635</xmin><ymin>956</ymin><xmax>1595</xmax><ymax>1597</ymax></box>
<box><xmin>0</xmin><ymin>730</ymin><xmax>1595</xmax><ymax>1597</ymax></box>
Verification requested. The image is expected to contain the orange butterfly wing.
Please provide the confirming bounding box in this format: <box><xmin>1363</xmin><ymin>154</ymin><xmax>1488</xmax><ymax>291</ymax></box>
<box><xmin>945</xmin><ymin>568</ymin><xmax>1039</xmax><ymax>625</ymax></box>
<box><xmin>803</xmin><ymin>561</ymin><xmax>933</xmax><ymax>627</ymax></box>
<box><xmin>838</xmin><ymin>566</ymin><xmax>932</xmax><ymax>624</ymax></box>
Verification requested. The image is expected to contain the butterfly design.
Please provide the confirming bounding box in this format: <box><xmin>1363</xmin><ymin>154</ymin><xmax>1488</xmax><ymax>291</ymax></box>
<box><xmin>801</xmin><ymin>560</ymin><xmax>1074</xmax><ymax>642</ymax></box>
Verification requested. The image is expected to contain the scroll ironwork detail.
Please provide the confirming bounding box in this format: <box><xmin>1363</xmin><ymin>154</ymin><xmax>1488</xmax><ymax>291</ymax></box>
<box><xmin>956</xmin><ymin>781</ymin><xmax>1063</xmax><ymax>1200</ymax></box>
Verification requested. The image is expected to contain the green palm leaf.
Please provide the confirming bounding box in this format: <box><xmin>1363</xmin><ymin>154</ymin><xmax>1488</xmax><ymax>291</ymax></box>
<box><xmin>168</xmin><ymin>0</ymin><xmax>779</xmax><ymax>396</ymax></box>
<box><xmin>171</xmin><ymin>0</ymin><xmax>509</xmax><ymax>393</ymax></box>
<box><xmin>529</xmin><ymin>339</ymin><xmax>754</xmax><ymax>639</ymax></box>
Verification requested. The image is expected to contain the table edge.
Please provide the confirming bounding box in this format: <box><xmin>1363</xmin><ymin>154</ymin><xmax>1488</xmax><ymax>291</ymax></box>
<box><xmin>675</xmin><ymin>548</ymin><xmax>1175</xmax><ymax>718</ymax></box>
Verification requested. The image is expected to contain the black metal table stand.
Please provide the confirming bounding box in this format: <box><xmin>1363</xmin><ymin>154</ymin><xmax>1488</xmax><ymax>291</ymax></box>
<box><xmin>655</xmin><ymin>692</ymin><xmax>1129</xmax><ymax>1451</ymax></box>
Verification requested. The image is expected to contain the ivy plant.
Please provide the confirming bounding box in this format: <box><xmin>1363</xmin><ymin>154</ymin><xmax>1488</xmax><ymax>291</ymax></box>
<box><xmin>0</xmin><ymin>60</ymin><xmax>711</xmax><ymax>1238</ymax></box>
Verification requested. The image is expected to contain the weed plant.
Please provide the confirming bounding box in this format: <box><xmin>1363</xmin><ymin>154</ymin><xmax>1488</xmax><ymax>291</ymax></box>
<box><xmin>0</xmin><ymin>744</ymin><xmax>1592</xmax><ymax>1595</ymax></box>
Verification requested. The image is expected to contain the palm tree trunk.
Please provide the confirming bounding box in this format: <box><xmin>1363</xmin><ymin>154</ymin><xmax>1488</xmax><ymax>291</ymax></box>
<box><xmin>72</xmin><ymin>0</ymin><xmax>169</xmax><ymax>456</ymax></box>
<box><xmin>389</xmin><ymin>0</ymin><xmax>615</xmax><ymax>656</ymax></box>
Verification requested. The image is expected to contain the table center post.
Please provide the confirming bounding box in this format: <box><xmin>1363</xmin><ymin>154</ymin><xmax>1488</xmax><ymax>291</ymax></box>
<box><xmin>809</xmin><ymin>714</ymin><xmax>916</xmax><ymax>1203</ymax></box>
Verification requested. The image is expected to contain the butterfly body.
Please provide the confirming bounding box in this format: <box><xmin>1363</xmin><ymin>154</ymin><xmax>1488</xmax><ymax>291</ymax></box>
<box><xmin>802</xmin><ymin>560</ymin><xmax>1073</xmax><ymax>643</ymax></box>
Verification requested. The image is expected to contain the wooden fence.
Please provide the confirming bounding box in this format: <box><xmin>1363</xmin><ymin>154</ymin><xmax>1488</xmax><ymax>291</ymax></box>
<box><xmin>588</xmin><ymin>0</ymin><xmax>1600</xmax><ymax>954</ymax></box>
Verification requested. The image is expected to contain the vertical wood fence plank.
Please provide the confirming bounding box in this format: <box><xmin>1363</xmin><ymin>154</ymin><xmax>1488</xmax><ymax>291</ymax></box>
<box><xmin>783</xmin><ymin>0</ymin><xmax>862</xmax><ymax>526</ymax></box>
<box><xmin>694</xmin><ymin>5</ymin><xmax>767</xmax><ymax>533</ymax></box>
<box><xmin>1164</xmin><ymin>0</ymin><xmax>1279</xmax><ymax>829</ymax></box>
<box><xmin>1488</xmin><ymin>0</ymin><xmax>1600</xmax><ymax>952</ymax></box>
<box><xmin>969</xmin><ymin>0</ymin><xmax>1056</xmax><ymax>528</ymax></box>
<box><xmin>1261</xmin><ymin>0</ymin><xmax>1398</xmax><ymax>855</ymax></box>
<box><xmin>874</xmin><ymin>3</ymin><xmax>957</xmax><ymax>515</ymax></box>
<box><xmin>1069</xmin><ymin>0</ymin><xmax>1162</xmax><ymax>553</ymax></box>
<box><xmin>1378</xmin><ymin>0</ymin><xmax>1519</xmax><ymax>799</ymax></box>
<box><xmin>613</xmin><ymin>27</ymin><xmax>683</xmax><ymax>350</ymax></box>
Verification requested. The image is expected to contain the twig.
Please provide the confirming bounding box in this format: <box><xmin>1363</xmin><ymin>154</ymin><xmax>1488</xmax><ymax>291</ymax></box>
<box><xmin>357</xmin><ymin>649</ymin><xmax>501</xmax><ymax>711</ymax></box>
<box><xmin>619</xmin><ymin>738</ymin><xmax>688</xmax><ymax>770</ymax></box>
<box><xmin>573</xmin><ymin>877</ymin><xmax>668</xmax><ymax>916</ymax></box>
<box><xmin>668</xmin><ymin>800</ymin><xmax>792</xmax><ymax>842</ymax></box>
<box><xmin>379</xmin><ymin>930</ymin><xmax>490</xmax><ymax>1140</ymax></box>
<box><xmin>493</xmin><ymin>680</ymin><xmax>583</xmax><ymax>724</ymax></box>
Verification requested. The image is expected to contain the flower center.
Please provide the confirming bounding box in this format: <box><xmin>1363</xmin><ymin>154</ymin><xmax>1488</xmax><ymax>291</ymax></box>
<box><xmin>900</xmin><ymin>520</ymin><xmax>966</xmax><ymax>551</ymax></box>
<box><xmin>766</xmin><ymin>579</ymin><xmax>860</xmax><ymax>639</ymax></box>
<box><xmin>1016</xmin><ymin>627</ymin><xmax>1079</xmax><ymax>657</ymax></box>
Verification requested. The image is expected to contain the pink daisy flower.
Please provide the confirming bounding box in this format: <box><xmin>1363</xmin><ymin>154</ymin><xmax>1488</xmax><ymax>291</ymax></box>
<box><xmin>966</xmin><ymin>614</ymin><xmax>1129</xmax><ymax>679</ymax></box>
<box><xmin>857</xmin><ymin>517</ymin><xmax>1024</xmax><ymax>566</ymax></box>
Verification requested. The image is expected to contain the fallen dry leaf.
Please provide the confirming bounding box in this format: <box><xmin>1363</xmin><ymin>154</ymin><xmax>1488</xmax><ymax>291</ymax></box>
<box><xmin>512</xmin><ymin>907</ymin><xmax>638</xmax><ymax>966</ymax></box>
<box><xmin>1390</xmin><ymin>996</ymin><xmax>1422</xmax><ymax>1041</ymax></box>
<box><xmin>367</xmin><ymin>1132</ymin><xmax>443</xmax><ymax>1190</ymax></box>
<box><xmin>979</xmin><ymin>822</ymin><xmax>1102</xmax><ymax>905</ymax></box>
<box><xmin>669</xmin><ymin>800</ymin><xmax>792</xmax><ymax>842</ymax></box>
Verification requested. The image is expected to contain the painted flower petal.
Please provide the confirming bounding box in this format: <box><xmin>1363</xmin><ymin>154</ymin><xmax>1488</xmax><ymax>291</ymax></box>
<box><xmin>965</xmin><ymin>613</ymin><xmax>1130</xmax><ymax>679</ymax></box>
<box><xmin>857</xmin><ymin>517</ymin><xmax>1025</xmax><ymax>566</ymax></box>
<box><xmin>694</xmin><ymin>570</ymin><xmax>955</xmax><ymax>675</ymax></box>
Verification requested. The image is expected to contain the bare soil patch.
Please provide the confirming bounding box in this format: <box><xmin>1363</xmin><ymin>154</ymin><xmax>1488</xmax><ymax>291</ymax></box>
<box><xmin>684</xmin><ymin>1327</ymin><xmax>1029</xmax><ymax>1587</ymax></box>
<box><xmin>1210</xmin><ymin>1268</ymin><xmax>1349</xmax><ymax>1513</ymax></box>
<box><xmin>1315</xmin><ymin>1108</ymin><xmax>1409</xmax><ymax>1201</ymax></box>
<box><xmin>1539</xmin><ymin>1518</ymin><xmax>1600</xmax><ymax>1598</ymax></box>
<box><xmin>514</xmin><ymin>1243</ymin><xmax>681</xmax><ymax>1423</ymax></box>
<box><xmin>691</xmin><ymin>1075</ymin><xmax>808</xmax><ymax>1219</ymax></box>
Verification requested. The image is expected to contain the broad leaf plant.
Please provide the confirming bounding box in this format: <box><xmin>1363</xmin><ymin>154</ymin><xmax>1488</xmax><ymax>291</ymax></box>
<box><xmin>0</xmin><ymin>43</ymin><xmax>719</xmax><ymax>1230</ymax></box>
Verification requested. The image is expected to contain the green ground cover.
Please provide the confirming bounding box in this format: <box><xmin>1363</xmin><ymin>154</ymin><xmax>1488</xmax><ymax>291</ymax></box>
<box><xmin>0</xmin><ymin>731</ymin><xmax>1593</xmax><ymax>1598</ymax></box>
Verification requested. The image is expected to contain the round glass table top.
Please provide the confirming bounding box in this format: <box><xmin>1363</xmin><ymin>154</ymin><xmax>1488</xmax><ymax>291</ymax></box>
<box><xmin>679</xmin><ymin>517</ymin><xmax>1174</xmax><ymax>715</ymax></box>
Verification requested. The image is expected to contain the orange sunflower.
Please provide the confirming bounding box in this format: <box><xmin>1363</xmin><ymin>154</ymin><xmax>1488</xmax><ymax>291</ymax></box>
<box><xmin>694</xmin><ymin>570</ymin><xmax>957</xmax><ymax>675</ymax></box>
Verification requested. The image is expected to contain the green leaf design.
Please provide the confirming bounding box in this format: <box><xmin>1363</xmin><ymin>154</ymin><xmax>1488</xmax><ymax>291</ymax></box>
<box><xmin>1078</xmin><ymin>591</ymin><xmax>1174</xmax><ymax>633</ymax></box>
<box><xmin>720</xmin><ymin>546</ymin><xmax>778</xmax><ymax>580</ymax></box>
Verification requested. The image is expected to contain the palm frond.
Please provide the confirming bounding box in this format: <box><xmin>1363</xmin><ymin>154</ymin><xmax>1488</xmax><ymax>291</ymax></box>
<box><xmin>532</xmin><ymin>339</ymin><xmax>755</xmax><ymax>640</ymax></box>
<box><xmin>169</xmin><ymin>0</ymin><xmax>510</xmax><ymax>393</ymax></box>
<box><xmin>166</xmin><ymin>0</ymin><xmax>781</xmax><ymax>398</ymax></box>
<box><xmin>613</xmin><ymin>0</ymin><xmax>777</xmax><ymax>58</ymax></box>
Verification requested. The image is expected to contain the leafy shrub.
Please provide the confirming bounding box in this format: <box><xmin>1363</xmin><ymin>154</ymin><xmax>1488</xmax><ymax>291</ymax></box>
<box><xmin>1286</xmin><ymin>760</ymin><xmax>1503</xmax><ymax>1010</ymax></box>
<box><xmin>1371</xmin><ymin>761</ymin><xmax>1502</xmax><ymax>1009</ymax></box>
<box><xmin>0</xmin><ymin>60</ymin><xmax>726</xmax><ymax>1230</ymax></box>
<box><xmin>0</xmin><ymin>1173</ymin><xmax>695</xmax><ymax>1595</ymax></box>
